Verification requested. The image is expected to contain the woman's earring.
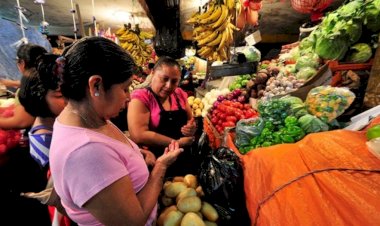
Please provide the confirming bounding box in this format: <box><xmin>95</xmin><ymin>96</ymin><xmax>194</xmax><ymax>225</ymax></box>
<box><xmin>94</xmin><ymin>92</ymin><xmax>100</xmax><ymax>97</ymax></box>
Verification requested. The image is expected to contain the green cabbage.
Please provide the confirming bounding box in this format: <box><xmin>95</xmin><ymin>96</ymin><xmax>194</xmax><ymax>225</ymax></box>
<box><xmin>298</xmin><ymin>114</ymin><xmax>329</xmax><ymax>134</ymax></box>
<box><xmin>315</xmin><ymin>35</ymin><xmax>349</xmax><ymax>60</ymax></box>
<box><xmin>299</xmin><ymin>36</ymin><xmax>315</xmax><ymax>51</ymax></box>
<box><xmin>336</xmin><ymin>0</ymin><xmax>364</xmax><ymax>18</ymax></box>
<box><xmin>343</xmin><ymin>20</ymin><xmax>363</xmax><ymax>44</ymax></box>
<box><xmin>364</xmin><ymin>0</ymin><xmax>380</xmax><ymax>32</ymax></box>
<box><xmin>296</xmin><ymin>67</ymin><xmax>317</xmax><ymax>80</ymax></box>
<box><xmin>295</xmin><ymin>52</ymin><xmax>320</xmax><ymax>70</ymax></box>
<box><xmin>345</xmin><ymin>43</ymin><xmax>373</xmax><ymax>63</ymax></box>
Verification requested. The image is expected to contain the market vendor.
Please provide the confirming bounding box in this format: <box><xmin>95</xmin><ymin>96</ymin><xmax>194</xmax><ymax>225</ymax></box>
<box><xmin>128</xmin><ymin>56</ymin><xmax>198</xmax><ymax>177</ymax></box>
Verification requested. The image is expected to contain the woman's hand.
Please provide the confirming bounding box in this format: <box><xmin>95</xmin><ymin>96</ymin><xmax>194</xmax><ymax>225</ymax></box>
<box><xmin>156</xmin><ymin>140</ymin><xmax>183</xmax><ymax>168</ymax></box>
<box><xmin>140</xmin><ymin>149</ymin><xmax>156</xmax><ymax>167</ymax></box>
<box><xmin>181</xmin><ymin>118</ymin><xmax>197</xmax><ymax>137</ymax></box>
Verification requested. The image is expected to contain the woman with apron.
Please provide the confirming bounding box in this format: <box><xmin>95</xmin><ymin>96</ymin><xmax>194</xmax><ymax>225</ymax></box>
<box><xmin>128</xmin><ymin>56</ymin><xmax>198</xmax><ymax>177</ymax></box>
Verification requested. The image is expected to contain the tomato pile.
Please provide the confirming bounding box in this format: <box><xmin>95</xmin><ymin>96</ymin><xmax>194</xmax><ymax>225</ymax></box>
<box><xmin>209</xmin><ymin>100</ymin><xmax>258</xmax><ymax>134</ymax></box>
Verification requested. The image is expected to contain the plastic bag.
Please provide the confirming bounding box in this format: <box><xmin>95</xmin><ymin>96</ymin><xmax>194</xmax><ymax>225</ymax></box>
<box><xmin>305</xmin><ymin>86</ymin><xmax>355</xmax><ymax>123</ymax></box>
<box><xmin>198</xmin><ymin>147</ymin><xmax>250</xmax><ymax>225</ymax></box>
<box><xmin>235</xmin><ymin>117</ymin><xmax>264</xmax><ymax>149</ymax></box>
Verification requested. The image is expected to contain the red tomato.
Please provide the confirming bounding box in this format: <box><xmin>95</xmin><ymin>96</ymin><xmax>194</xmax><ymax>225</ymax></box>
<box><xmin>226</xmin><ymin>116</ymin><xmax>237</xmax><ymax>124</ymax></box>
<box><xmin>218</xmin><ymin>119</ymin><xmax>224</xmax><ymax>126</ymax></box>
<box><xmin>222</xmin><ymin>121</ymin><xmax>235</xmax><ymax>128</ymax></box>
<box><xmin>244</xmin><ymin>104</ymin><xmax>252</xmax><ymax>110</ymax></box>
<box><xmin>220</xmin><ymin>113</ymin><xmax>226</xmax><ymax>119</ymax></box>
<box><xmin>211</xmin><ymin>117</ymin><xmax>218</xmax><ymax>125</ymax></box>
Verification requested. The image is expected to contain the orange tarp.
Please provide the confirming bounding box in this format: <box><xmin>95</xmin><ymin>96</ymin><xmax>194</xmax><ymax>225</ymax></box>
<box><xmin>227</xmin><ymin>127</ymin><xmax>380</xmax><ymax>225</ymax></box>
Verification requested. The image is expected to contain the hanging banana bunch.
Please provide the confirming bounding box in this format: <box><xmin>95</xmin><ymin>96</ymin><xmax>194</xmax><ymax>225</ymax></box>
<box><xmin>115</xmin><ymin>24</ymin><xmax>154</xmax><ymax>67</ymax></box>
<box><xmin>187</xmin><ymin>0</ymin><xmax>241</xmax><ymax>62</ymax></box>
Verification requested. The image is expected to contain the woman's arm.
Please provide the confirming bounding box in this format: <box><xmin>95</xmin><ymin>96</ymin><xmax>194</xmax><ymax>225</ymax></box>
<box><xmin>83</xmin><ymin>142</ymin><xmax>182</xmax><ymax>226</ymax></box>
<box><xmin>0</xmin><ymin>78</ymin><xmax>21</xmax><ymax>88</ymax></box>
<box><xmin>0</xmin><ymin>104</ymin><xmax>35</xmax><ymax>129</ymax></box>
<box><xmin>128</xmin><ymin>99</ymin><xmax>193</xmax><ymax>148</ymax></box>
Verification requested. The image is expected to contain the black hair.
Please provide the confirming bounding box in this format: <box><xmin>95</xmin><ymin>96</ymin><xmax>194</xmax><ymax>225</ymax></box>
<box><xmin>60</xmin><ymin>37</ymin><xmax>135</xmax><ymax>101</ymax></box>
<box><xmin>148</xmin><ymin>63</ymin><xmax>155</xmax><ymax>70</ymax></box>
<box><xmin>16</xmin><ymin>44</ymin><xmax>47</xmax><ymax>70</ymax></box>
<box><xmin>18</xmin><ymin>54</ymin><xmax>60</xmax><ymax>117</ymax></box>
<box><xmin>153</xmin><ymin>56</ymin><xmax>180</xmax><ymax>72</ymax></box>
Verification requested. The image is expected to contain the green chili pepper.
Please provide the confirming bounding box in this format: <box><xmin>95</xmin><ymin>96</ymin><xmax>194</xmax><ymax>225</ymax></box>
<box><xmin>285</xmin><ymin>116</ymin><xmax>298</xmax><ymax>126</ymax></box>
<box><xmin>281</xmin><ymin>134</ymin><xmax>295</xmax><ymax>143</ymax></box>
<box><xmin>286</xmin><ymin>125</ymin><xmax>303</xmax><ymax>137</ymax></box>
<box><xmin>262</xmin><ymin>141</ymin><xmax>272</xmax><ymax>147</ymax></box>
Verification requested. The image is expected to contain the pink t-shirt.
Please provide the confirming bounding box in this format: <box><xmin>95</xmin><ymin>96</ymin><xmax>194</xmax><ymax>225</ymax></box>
<box><xmin>50</xmin><ymin>120</ymin><xmax>157</xmax><ymax>226</ymax></box>
<box><xmin>131</xmin><ymin>87</ymin><xmax>188</xmax><ymax>129</ymax></box>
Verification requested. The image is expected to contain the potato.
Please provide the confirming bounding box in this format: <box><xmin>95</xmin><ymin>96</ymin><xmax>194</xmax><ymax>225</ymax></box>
<box><xmin>177</xmin><ymin>196</ymin><xmax>202</xmax><ymax>213</ymax></box>
<box><xmin>163</xmin><ymin>181</ymin><xmax>172</xmax><ymax>190</ymax></box>
<box><xmin>173</xmin><ymin>176</ymin><xmax>184</xmax><ymax>182</ymax></box>
<box><xmin>161</xmin><ymin>195</ymin><xmax>173</xmax><ymax>207</ymax></box>
<box><xmin>176</xmin><ymin>187</ymin><xmax>197</xmax><ymax>203</ymax></box>
<box><xmin>204</xmin><ymin>221</ymin><xmax>217</xmax><ymax>226</ymax></box>
<box><xmin>201</xmin><ymin>202</ymin><xmax>218</xmax><ymax>222</ymax></box>
<box><xmin>195</xmin><ymin>186</ymin><xmax>204</xmax><ymax>197</ymax></box>
<box><xmin>157</xmin><ymin>205</ymin><xmax>177</xmax><ymax>226</ymax></box>
<box><xmin>165</xmin><ymin>182</ymin><xmax>187</xmax><ymax>198</ymax></box>
<box><xmin>180</xmin><ymin>212</ymin><xmax>206</xmax><ymax>226</ymax></box>
<box><xmin>183</xmin><ymin>174</ymin><xmax>198</xmax><ymax>189</ymax></box>
<box><xmin>163</xmin><ymin>210</ymin><xmax>184</xmax><ymax>226</ymax></box>
<box><xmin>194</xmin><ymin>98</ymin><xmax>201</xmax><ymax>105</ymax></box>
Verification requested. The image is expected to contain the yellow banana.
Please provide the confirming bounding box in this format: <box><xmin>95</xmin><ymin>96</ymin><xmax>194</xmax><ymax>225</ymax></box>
<box><xmin>215</xmin><ymin>16</ymin><xmax>231</xmax><ymax>32</ymax></box>
<box><xmin>193</xmin><ymin>25</ymin><xmax>208</xmax><ymax>34</ymax></box>
<box><xmin>217</xmin><ymin>29</ymin><xmax>228</xmax><ymax>51</ymax></box>
<box><xmin>115</xmin><ymin>27</ymin><xmax>127</xmax><ymax>36</ymax></box>
<box><xmin>187</xmin><ymin>12</ymin><xmax>200</xmax><ymax>24</ymax></box>
<box><xmin>206</xmin><ymin>32</ymin><xmax>223</xmax><ymax>47</ymax></box>
<box><xmin>211</xmin><ymin>5</ymin><xmax>229</xmax><ymax>29</ymax></box>
<box><xmin>198</xmin><ymin>46</ymin><xmax>213</xmax><ymax>56</ymax></box>
<box><xmin>200</xmin><ymin>5</ymin><xmax>222</xmax><ymax>24</ymax></box>
<box><xmin>226</xmin><ymin>0</ymin><xmax>235</xmax><ymax>11</ymax></box>
<box><xmin>228</xmin><ymin>22</ymin><xmax>239</xmax><ymax>31</ymax></box>
<box><xmin>197</xmin><ymin>31</ymin><xmax>218</xmax><ymax>46</ymax></box>
<box><xmin>194</xmin><ymin>30</ymin><xmax>213</xmax><ymax>41</ymax></box>
<box><xmin>219</xmin><ymin>47</ymin><xmax>228</xmax><ymax>60</ymax></box>
<box><xmin>196</xmin><ymin>3</ymin><xmax>216</xmax><ymax>21</ymax></box>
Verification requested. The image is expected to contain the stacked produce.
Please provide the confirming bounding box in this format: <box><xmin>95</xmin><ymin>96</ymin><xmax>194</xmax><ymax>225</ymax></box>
<box><xmin>188</xmin><ymin>96</ymin><xmax>204</xmax><ymax>117</ymax></box>
<box><xmin>239</xmin><ymin>60</ymin><xmax>308</xmax><ymax>100</ymax></box>
<box><xmin>208</xmin><ymin>89</ymin><xmax>258</xmax><ymax>134</ymax></box>
<box><xmin>115</xmin><ymin>24</ymin><xmax>154</xmax><ymax>67</ymax></box>
<box><xmin>157</xmin><ymin>174</ymin><xmax>219</xmax><ymax>226</ymax></box>
<box><xmin>201</xmin><ymin>88</ymin><xmax>230</xmax><ymax>117</ymax></box>
<box><xmin>297</xmin><ymin>0</ymin><xmax>379</xmax><ymax>62</ymax></box>
<box><xmin>236</xmin><ymin>87</ymin><xmax>356</xmax><ymax>154</ymax></box>
<box><xmin>0</xmin><ymin>98</ymin><xmax>21</xmax><ymax>154</ymax></box>
<box><xmin>187</xmin><ymin>0</ymin><xmax>241</xmax><ymax>61</ymax></box>
<box><xmin>228</xmin><ymin>74</ymin><xmax>252</xmax><ymax>91</ymax></box>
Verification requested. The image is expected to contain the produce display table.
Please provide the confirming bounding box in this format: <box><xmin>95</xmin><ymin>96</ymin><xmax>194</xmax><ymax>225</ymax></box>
<box><xmin>226</xmin><ymin>121</ymin><xmax>380</xmax><ymax>226</ymax></box>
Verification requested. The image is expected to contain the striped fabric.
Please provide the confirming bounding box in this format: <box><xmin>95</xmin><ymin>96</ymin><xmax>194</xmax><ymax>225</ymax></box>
<box><xmin>28</xmin><ymin>125</ymin><xmax>53</xmax><ymax>167</ymax></box>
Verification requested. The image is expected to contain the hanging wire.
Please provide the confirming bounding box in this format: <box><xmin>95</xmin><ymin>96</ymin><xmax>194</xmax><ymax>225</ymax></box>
<box><xmin>91</xmin><ymin>0</ymin><xmax>98</xmax><ymax>36</ymax></box>
<box><xmin>70</xmin><ymin>0</ymin><xmax>78</xmax><ymax>40</ymax></box>
<box><xmin>16</xmin><ymin>0</ymin><xmax>27</xmax><ymax>44</ymax></box>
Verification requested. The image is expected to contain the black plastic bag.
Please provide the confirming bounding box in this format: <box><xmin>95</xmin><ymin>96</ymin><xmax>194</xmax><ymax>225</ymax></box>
<box><xmin>198</xmin><ymin>147</ymin><xmax>250</xmax><ymax>226</ymax></box>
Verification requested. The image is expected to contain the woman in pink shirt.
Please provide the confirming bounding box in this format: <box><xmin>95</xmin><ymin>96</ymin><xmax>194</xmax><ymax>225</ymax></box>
<box><xmin>128</xmin><ymin>56</ymin><xmax>197</xmax><ymax>177</ymax></box>
<box><xmin>49</xmin><ymin>37</ymin><xmax>182</xmax><ymax>226</ymax></box>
